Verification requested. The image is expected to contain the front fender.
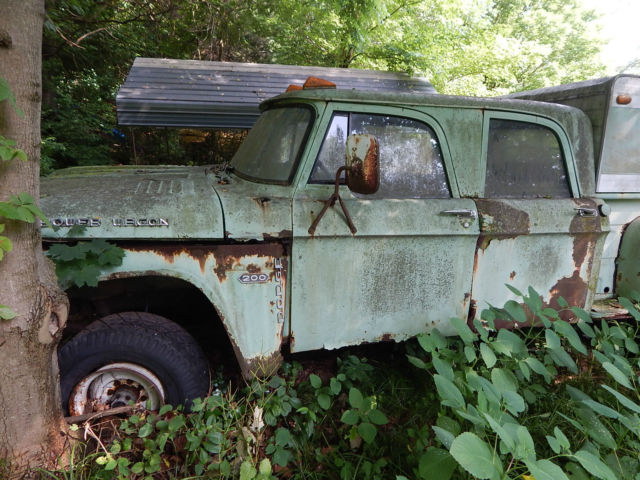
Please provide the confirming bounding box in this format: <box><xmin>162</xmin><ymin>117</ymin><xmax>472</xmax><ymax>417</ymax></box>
<box><xmin>100</xmin><ymin>243</ymin><xmax>288</xmax><ymax>377</ymax></box>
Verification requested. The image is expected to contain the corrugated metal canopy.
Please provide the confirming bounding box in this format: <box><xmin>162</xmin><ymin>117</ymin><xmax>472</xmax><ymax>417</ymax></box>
<box><xmin>116</xmin><ymin>57</ymin><xmax>436</xmax><ymax>128</ymax></box>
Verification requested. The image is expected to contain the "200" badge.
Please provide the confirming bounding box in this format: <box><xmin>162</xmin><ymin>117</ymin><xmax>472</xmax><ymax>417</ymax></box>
<box><xmin>239</xmin><ymin>273</ymin><xmax>269</xmax><ymax>284</ymax></box>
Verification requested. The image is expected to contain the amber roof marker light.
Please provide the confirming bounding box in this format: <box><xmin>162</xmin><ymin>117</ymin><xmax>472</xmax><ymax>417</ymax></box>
<box><xmin>285</xmin><ymin>77</ymin><xmax>337</xmax><ymax>93</ymax></box>
<box><xmin>303</xmin><ymin>76</ymin><xmax>337</xmax><ymax>89</ymax></box>
<box><xmin>616</xmin><ymin>94</ymin><xmax>632</xmax><ymax>105</ymax></box>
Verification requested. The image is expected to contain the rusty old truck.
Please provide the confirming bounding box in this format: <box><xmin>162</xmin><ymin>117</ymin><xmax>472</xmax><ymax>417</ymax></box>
<box><xmin>41</xmin><ymin>74</ymin><xmax>640</xmax><ymax>416</ymax></box>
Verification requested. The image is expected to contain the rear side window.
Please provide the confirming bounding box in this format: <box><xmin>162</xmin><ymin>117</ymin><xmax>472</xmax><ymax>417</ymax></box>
<box><xmin>485</xmin><ymin>119</ymin><xmax>570</xmax><ymax>198</ymax></box>
<box><xmin>310</xmin><ymin>112</ymin><xmax>450</xmax><ymax>199</ymax></box>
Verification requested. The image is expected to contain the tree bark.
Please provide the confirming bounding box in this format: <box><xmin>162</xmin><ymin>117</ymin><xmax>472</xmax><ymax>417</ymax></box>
<box><xmin>0</xmin><ymin>0</ymin><xmax>69</xmax><ymax>475</ymax></box>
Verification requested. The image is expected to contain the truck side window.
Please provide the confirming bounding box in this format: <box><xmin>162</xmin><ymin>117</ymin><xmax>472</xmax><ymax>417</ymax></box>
<box><xmin>310</xmin><ymin>113</ymin><xmax>450</xmax><ymax>199</ymax></box>
<box><xmin>485</xmin><ymin>119</ymin><xmax>570</xmax><ymax>198</ymax></box>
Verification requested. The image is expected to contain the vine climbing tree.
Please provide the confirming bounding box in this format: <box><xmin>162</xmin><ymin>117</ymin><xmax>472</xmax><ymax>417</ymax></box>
<box><xmin>0</xmin><ymin>0</ymin><xmax>69</xmax><ymax>473</ymax></box>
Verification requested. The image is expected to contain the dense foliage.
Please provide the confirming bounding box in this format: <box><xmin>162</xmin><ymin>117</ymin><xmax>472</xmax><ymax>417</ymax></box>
<box><xmin>38</xmin><ymin>290</ymin><xmax>640</xmax><ymax>479</ymax></box>
<box><xmin>42</xmin><ymin>0</ymin><xmax>606</xmax><ymax>171</ymax></box>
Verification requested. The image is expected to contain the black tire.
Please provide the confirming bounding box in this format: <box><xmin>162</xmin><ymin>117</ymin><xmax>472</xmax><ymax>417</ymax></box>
<box><xmin>59</xmin><ymin>312</ymin><xmax>210</xmax><ymax>415</ymax></box>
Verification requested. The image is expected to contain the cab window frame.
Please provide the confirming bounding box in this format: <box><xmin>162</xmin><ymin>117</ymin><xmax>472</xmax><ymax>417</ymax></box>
<box><xmin>307</xmin><ymin>107</ymin><xmax>457</xmax><ymax>199</ymax></box>
<box><xmin>481</xmin><ymin>112</ymin><xmax>580</xmax><ymax>199</ymax></box>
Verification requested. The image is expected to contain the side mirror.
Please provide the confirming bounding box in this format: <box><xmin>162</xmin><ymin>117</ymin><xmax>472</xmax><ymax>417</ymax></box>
<box><xmin>345</xmin><ymin>134</ymin><xmax>380</xmax><ymax>195</ymax></box>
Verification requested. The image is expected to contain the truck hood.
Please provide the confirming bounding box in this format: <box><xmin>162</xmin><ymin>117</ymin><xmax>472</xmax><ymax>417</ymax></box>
<box><xmin>40</xmin><ymin>166</ymin><xmax>225</xmax><ymax>240</ymax></box>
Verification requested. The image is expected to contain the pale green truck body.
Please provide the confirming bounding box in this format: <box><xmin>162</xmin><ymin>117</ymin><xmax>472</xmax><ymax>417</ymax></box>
<box><xmin>41</xmin><ymin>76</ymin><xmax>640</xmax><ymax>413</ymax></box>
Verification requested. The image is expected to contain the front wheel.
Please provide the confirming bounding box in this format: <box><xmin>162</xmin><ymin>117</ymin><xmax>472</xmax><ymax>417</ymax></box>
<box><xmin>58</xmin><ymin>312</ymin><xmax>210</xmax><ymax>416</ymax></box>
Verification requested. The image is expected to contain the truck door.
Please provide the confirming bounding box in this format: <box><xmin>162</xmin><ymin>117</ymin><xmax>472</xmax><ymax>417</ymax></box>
<box><xmin>469</xmin><ymin>112</ymin><xmax>605</xmax><ymax>323</ymax></box>
<box><xmin>289</xmin><ymin>106</ymin><xmax>479</xmax><ymax>352</ymax></box>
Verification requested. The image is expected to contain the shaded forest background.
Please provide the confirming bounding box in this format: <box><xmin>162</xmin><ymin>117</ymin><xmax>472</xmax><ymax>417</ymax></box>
<box><xmin>42</xmin><ymin>0</ymin><xmax>611</xmax><ymax>173</ymax></box>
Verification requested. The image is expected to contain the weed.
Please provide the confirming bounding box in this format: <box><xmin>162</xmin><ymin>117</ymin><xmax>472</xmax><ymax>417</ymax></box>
<box><xmin>36</xmin><ymin>288</ymin><xmax>640</xmax><ymax>479</ymax></box>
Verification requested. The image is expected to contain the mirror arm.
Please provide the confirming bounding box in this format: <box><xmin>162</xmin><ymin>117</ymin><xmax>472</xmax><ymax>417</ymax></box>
<box><xmin>308</xmin><ymin>166</ymin><xmax>357</xmax><ymax>236</ymax></box>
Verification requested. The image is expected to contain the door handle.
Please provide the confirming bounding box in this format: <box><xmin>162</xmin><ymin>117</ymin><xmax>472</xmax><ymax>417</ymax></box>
<box><xmin>440</xmin><ymin>209</ymin><xmax>477</xmax><ymax>219</ymax></box>
<box><xmin>575</xmin><ymin>207</ymin><xmax>598</xmax><ymax>217</ymax></box>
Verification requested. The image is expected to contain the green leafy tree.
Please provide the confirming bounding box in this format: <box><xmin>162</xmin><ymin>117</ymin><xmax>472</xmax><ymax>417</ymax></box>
<box><xmin>41</xmin><ymin>0</ymin><xmax>606</xmax><ymax>171</ymax></box>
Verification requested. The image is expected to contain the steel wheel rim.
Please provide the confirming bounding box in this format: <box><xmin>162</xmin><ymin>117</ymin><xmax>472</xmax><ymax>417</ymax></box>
<box><xmin>69</xmin><ymin>362</ymin><xmax>166</xmax><ymax>416</ymax></box>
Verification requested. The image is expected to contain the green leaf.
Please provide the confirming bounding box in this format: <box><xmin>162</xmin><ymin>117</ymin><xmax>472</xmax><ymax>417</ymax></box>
<box><xmin>571</xmin><ymin>306</ymin><xmax>593</xmax><ymax>323</ymax></box>
<box><xmin>576</xmin><ymin>320</ymin><xmax>596</xmax><ymax>339</ymax></box>
<box><xmin>482</xmin><ymin>412</ymin><xmax>515</xmax><ymax>451</ymax></box>
<box><xmin>554</xmin><ymin>426</ymin><xmax>570</xmax><ymax>450</ymax></box>
<box><xmin>554</xmin><ymin>319</ymin><xmax>587</xmax><ymax>354</ymax></box>
<box><xmin>71</xmin><ymin>264</ymin><xmax>102</xmax><ymax>287</ymax></box>
<box><xmin>450</xmin><ymin>316</ymin><xmax>476</xmax><ymax>344</ymax></box>
<box><xmin>309</xmin><ymin>373</ymin><xmax>321</xmax><ymax>389</ymax></box>
<box><xmin>491</xmin><ymin>368</ymin><xmax>517</xmax><ymax>392</ymax></box>
<box><xmin>47</xmin><ymin>243</ymin><xmax>88</xmax><ymax>261</ymax></box>
<box><xmin>464</xmin><ymin>345</ymin><xmax>476</xmax><ymax>363</ymax></box>
<box><xmin>418</xmin><ymin>447</ymin><xmax>457</xmax><ymax>480</ymax></box>
<box><xmin>525</xmin><ymin>459</ymin><xmax>570</xmax><ymax>480</ymax></box>
<box><xmin>407</xmin><ymin>355</ymin><xmax>428</xmax><ymax>370</ymax></box>
<box><xmin>618</xmin><ymin>297</ymin><xmax>640</xmax><ymax>322</ymax></box>
<box><xmin>493</xmin><ymin>329</ymin><xmax>526</xmax><ymax>356</ymax></box>
<box><xmin>502</xmin><ymin>390</ymin><xmax>526</xmax><ymax>415</ymax></box>
<box><xmin>514</xmin><ymin>425</ymin><xmax>536</xmax><ymax>462</ymax></box>
<box><xmin>358</xmin><ymin>422</ymin><xmax>377</xmax><ymax>443</ymax></box>
<box><xmin>23</xmin><ymin>203</ymin><xmax>51</xmax><ymax>228</ymax></box>
<box><xmin>105</xmin><ymin>458</ymin><xmax>117</xmax><ymax>471</ymax></box>
<box><xmin>367</xmin><ymin>408</ymin><xmax>388</xmax><ymax>425</ymax></box>
<box><xmin>275</xmin><ymin>427</ymin><xmax>293</xmax><ymax>447</ymax></box>
<box><xmin>432</xmin><ymin>354</ymin><xmax>454</xmax><ymax>380</ymax></box>
<box><xmin>580</xmin><ymin>399</ymin><xmax>620</xmax><ymax>419</ymax></box>
<box><xmin>525</xmin><ymin>286</ymin><xmax>543</xmax><ymax>313</ymax></box>
<box><xmin>549</xmin><ymin>347</ymin><xmax>578</xmax><ymax>373</ymax></box>
<box><xmin>0</xmin><ymin>203</ymin><xmax>33</xmax><ymax>222</ymax></box>
<box><xmin>432</xmin><ymin>426</ymin><xmax>455</xmax><ymax>449</ymax></box>
<box><xmin>0</xmin><ymin>305</ymin><xmax>16</xmax><ymax>320</ymax></box>
<box><xmin>601</xmin><ymin>385</ymin><xmax>640</xmax><ymax>414</ymax></box>
<box><xmin>518</xmin><ymin>360</ymin><xmax>531</xmax><ymax>381</ymax></box>
<box><xmin>434</xmin><ymin>374</ymin><xmax>465</xmax><ymax>410</ymax></box>
<box><xmin>546</xmin><ymin>435</ymin><xmax>561</xmax><ymax>454</ymax></box>
<box><xmin>16</xmin><ymin>192</ymin><xmax>33</xmax><ymax>204</ymax></box>
<box><xmin>348</xmin><ymin>387</ymin><xmax>363</xmax><ymax>409</ymax></box>
<box><xmin>449</xmin><ymin>432</ymin><xmax>502</xmax><ymax>479</ymax></box>
<box><xmin>480</xmin><ymin>343</ymin><xmax>497</xmax><ymax>368</ymax></box>
<box><xmin>158</xmin><ymin>404</ymin><xmax>173</xmax><ymax>416</ymax></box>
<box><xmin>239</xmin><ymin>460</ymin><xmax>257</xmax><ymax>480</ymax></box>
<box><xmin>0</xmin><ymin>78</ymin><xmax>23</xmax><ymax>116</ymax></box>
<box><xmin>258</xmin><ymin>458</ymin><xmax>272</xmax><ymax>475</ymax></box>
<box><xmin>330</xmin><ymin>377</ymin><xmax>341</xmax><ymax>394</ymax></box>
<box><xmin>168</xmin><ymin>415</ymin><xmax>185</xmax><ymax>432</ymax></box>
<box><xmin>131</xmin><ymin>462</ymin><xmax>144</xmax><ymax>474</ymax></box>
<box><xmin>545</xmin><ymin>329</ymin><xmax>561</xmax><ymax>349</ymax></box>
<box><xmin>418</xmin><ymin>329</ymin><xmax>447</xmax><ymax>353</ymax></box>
<box><xmin>573</xmin><ymin>450</ymin><xmax>617</xmax><ymax>480</ymax></box>
<box><xmin>505</xmin><ymin>284</ymin><xmax>524</xmax><ymax>297</ymax></box>
<box><xmin>138</xmin><ymin>422</ymin><xmax>153</xmax><ymax>438</ymax></box>
<box><xmin>341</xmin><ymin>409</ymin><xmax>359</xmax><ymax>425</ymax></box>
<box><xmin>575</xmin><ymin>408</ymin><xmax>617</xmax><ymax>450</ymax></box>
<box><xmin>601</xmin><ymin>362</ymin><xmax>633</xmax><ymax>389</ymax></box>
<box><xmin>317</xmin><ymin>393</ymin><xmax>331</xmax><ymax>410</ymax></box>
<box><xmin>504</xmin><ymin>300</ymin><xmax>527</xmax><ymax>324</ymax></box>
<box><xmin>524</xmin><ymin>357</ymin><xmax>552</xmax><ymax>383</ymax></box>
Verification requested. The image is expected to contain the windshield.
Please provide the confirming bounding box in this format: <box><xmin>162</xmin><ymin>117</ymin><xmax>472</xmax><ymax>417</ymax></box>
<box><xmin>232</xmin><ymin>106</ymin><xmax>313</xmax><ymax>184</ymax></box>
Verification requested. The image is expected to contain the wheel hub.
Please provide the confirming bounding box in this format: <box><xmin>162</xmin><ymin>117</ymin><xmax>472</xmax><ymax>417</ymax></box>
<box><xmin>69</xmin><ymin>362</ymin><xmax>166</xmax><ymax>416</ymax></box>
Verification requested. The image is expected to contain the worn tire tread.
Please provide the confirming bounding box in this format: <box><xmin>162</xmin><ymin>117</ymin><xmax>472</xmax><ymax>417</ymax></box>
<box><xmin>59</xmin><ymin>312</ymin><xmax>210</xmax><ymax>413</ymax></box>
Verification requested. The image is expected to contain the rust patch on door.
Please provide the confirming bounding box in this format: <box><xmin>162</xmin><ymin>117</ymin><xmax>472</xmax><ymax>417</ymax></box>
<box><xmin>547</xmin><ymin>270</ymin><xmax>589</xmax><ymax>320</ymax></box>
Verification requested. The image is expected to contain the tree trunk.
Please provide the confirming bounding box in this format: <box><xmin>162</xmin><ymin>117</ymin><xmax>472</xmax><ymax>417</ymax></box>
<box><xmin>0</xmin><ymin>0</ymin><xmax>69</xmax><ymax>475</ymax></box>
